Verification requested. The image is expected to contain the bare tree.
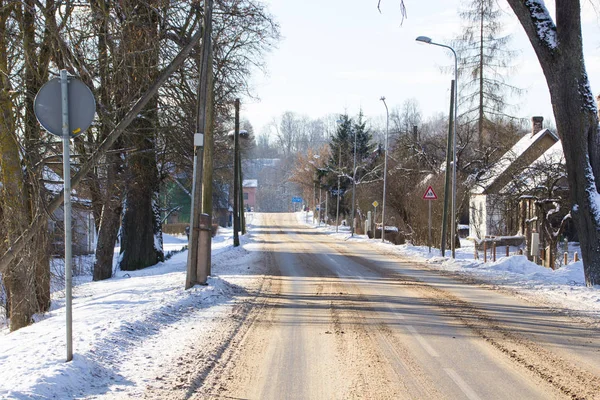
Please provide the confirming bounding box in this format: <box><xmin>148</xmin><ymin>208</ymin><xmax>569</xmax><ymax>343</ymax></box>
<box><xmin>0</xmin><ymin>0</ymin><xmax>64</xmax><ymax>331</ymax></box>
<box><xmin>505</xmin><ymin>1</ymin><xmax>600</xmax><ymax>285</ymax></box>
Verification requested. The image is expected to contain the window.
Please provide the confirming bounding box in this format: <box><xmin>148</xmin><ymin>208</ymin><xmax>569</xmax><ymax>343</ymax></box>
<box><xmin>243</xmin><ymin>192</ymin><xmax>248</xmax><ymax>200</ymax></box>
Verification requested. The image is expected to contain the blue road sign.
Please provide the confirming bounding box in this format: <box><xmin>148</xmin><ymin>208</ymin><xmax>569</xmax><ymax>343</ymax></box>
<box><xmin>292</xmin><ymin>196</ymin><xmax>303</xmax><ymax>203</ymax></box>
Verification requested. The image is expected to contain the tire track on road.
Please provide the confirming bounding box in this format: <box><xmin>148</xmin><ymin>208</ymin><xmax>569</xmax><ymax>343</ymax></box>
<box><xmin>326</xmin><ymin>240</ymin><xmax>600</xmax><ymax>399</ymax></box>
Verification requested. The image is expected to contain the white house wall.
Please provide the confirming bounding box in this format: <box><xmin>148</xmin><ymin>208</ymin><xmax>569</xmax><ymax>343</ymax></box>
<box><xmin>470</xmin><ymin>195</ymin><xmax>487</xmax><ymax>239</ymax></box>
<box><xmin>470</xmin><ymin>194</ymin><xmax>507</xmax><ymax>239</ymax></box>
<box><xmin>51</xmin><ymin>207</ymin><xmax>97</xmax><ymax>255</ymax></box>
<box><xmin>485</xmin><ymin>194</ymin><xmax>506</xmax><ymax>237</ymax></box>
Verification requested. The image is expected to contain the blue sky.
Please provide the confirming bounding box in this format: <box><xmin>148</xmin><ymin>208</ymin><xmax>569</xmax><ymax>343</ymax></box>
<box><xmin>243</xmin><ymin>0</ymin><xmax>600</xmax><ymax>136</ymax></box>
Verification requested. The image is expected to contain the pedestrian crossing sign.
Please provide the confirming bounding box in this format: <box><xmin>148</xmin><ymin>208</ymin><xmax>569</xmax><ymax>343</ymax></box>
<box><xmin>422</xmin><ymin>186</ymin><xmax>438</xmax><ymax>200</ymax></box>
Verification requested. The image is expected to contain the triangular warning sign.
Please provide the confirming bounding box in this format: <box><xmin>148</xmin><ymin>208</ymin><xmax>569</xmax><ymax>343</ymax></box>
<box><xmin>422</xmin><ymin>186</ymin><xmax>438</xmax><ymax>200</ymax></box>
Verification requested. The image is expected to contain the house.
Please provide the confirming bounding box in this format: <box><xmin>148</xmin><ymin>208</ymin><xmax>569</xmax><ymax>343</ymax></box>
<box><xmin>44</xmin><ymin>167</ymin><xmax>97</xmax><ymax>255</ymax></box>
<box><xmin>469</xmin><ymin>117</ymin><xmax>560</xmax><ymax>240</ymax></box>
<box><xmin>243</xmin><ymin>179</ymin><xmax>258</xmax><ymax>211</ymax></box>
<box><xmin>49</xmin><ymin>203</ymin><xmax>97</xmax><ymax>255</ymax></box>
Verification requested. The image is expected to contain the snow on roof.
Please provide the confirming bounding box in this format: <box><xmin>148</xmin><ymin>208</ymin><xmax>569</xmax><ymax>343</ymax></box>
<box><xmin>536</xmin><ymin>140</ymin><xmax>564</xmax><ymax>164</ymax></box>
<box><xmin>43</xmin><ymin>166</ymin><xmax>64</xmax><ymax>193</ymax></box>
<box><xmin>42</xmin><ymin>166</ymin><xmax>92</xmax><ymax>205</ymax></box>
<box><xmin>248</xmin><ymin>158</ymin><xmax>280</xmax><ymax>167</ymax></box>
<box><xmin>499</xmin><ymin>140</ymin><xmax>566</xmax><ymax>195</ymax></box>
<box><xmin>243</xmin><ymin>179</ymin><xmax>258</xmax><ymax>188</ymax></box>
<box><xmin>472</xmin><ymin>128</ymin><xmax>559</xmax><ymax>194</ymax></box>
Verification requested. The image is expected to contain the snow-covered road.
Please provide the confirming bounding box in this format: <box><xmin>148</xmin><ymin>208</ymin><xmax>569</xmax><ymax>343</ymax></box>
<box><xmin>1</xmin><ymin>212</ymin><xmax>599</xmax><ymax>399</ymax></box>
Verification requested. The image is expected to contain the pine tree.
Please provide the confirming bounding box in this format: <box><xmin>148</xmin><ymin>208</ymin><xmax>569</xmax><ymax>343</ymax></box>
<box><xmin>454</xmin><ymin>0</ymin><xmax>523</xmax><ymax>148</ymax></box>
<box><xmin>325</xmin><ymin>113</ymin><xmax>374</xmax><ymax>219</ymax></box>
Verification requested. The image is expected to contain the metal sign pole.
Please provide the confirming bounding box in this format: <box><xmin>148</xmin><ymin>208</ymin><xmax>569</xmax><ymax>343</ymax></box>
<box><xmin>60</xmin><ymin>70</ymin><xmax>73</xmax><ymax>362</ymax></box>
<box><xmin>422</xmin><ymin>186</ymin><xmax>438</xmax><ymax>253</ymax></box>
<box><xmin>428</xmin><ymin>199</ymin><xmax>432</xmax><ymax>253</ymax></box>
<box><xmin>318</xmin><ymin>186</ymin><xmax>322</xmax><ymax>226</ymax></box>
<box><xmin>374</xmin><ymin>205</ymin><xmax>377</xmax><ymax>235</ymax></box>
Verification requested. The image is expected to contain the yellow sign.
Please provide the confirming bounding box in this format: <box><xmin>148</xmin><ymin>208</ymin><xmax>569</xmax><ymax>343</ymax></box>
<box><xmin>372</xmin><ymin>201</ymin><xmax>379</xmax><ymax>208</ymax></box>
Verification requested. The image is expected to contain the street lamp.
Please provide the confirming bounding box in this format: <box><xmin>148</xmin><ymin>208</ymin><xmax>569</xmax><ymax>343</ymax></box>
<box><xmin>350</xmin><ymin>124</ymin><xmax>357</xmax><ymax>237</ymax></box>
<box><xmin>416</xmin><ymin>35</ymin><xmax>458</xmax><ymax>258</ymax></box>
<box><xmin>336</xmin><ymin>146</ymin><xmax>341</xmax><ymax>233</ymax></box>
<box><xmin>335</xmin><ymin>119</ymin><xmax>343</xmax><ymax>233</ymax></box>
<box><xmin>380</xmin><ymin>96</ymin><xmax>389</xmax><ymax>243</ymax></box>
<box><xmin>228</xmin><ymin>100</ymin><xmax>249</xmax><ymax>247</ymax></box>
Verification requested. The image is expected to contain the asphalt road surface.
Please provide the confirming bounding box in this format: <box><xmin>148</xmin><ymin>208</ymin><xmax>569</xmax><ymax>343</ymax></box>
<box><xmin>150</xmin><ymin>213</ymin><xmax>600</xmax><ymax>399</ymax></box>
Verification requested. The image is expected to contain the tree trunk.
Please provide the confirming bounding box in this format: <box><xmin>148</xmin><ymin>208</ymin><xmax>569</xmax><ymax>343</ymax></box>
<box><xmin>119</xmin><ymin>125</ymin><xmax>164</xmax><ymax>270</ymax></box>
<box><xmin>0</xmin><ymin>82</ymin><xmax>35</xmax><ymax>331</ymax></box>
<box><xmin>90</xmin><ymin>0</ymin><xmax>121</xmax><ymax>280</ymax></box>
<box><xmin>22</xmin><ymin>0</ymin><xmax>52</xmax><ymax>313</ymax></box>
<box><xmin>506</xmin><ymin>0</ymin><xmax>600</xmax><ymax>285</ymax></box>
<box><xmin>93</xmin><ymin>147</ymin><xmax>124</xmax><ymax>280</ymax></box>
<box><xmin>0</xmin><ymin>3</ymin><xmax>37</xmax><ymax>329</ymax></box>
<box><xmin>478</xmin><ymin>0</ymin><xmax>484</xmax><ymax>148</ymax></box>
<box><xmin>1</xmin><ymin>1</ymin><xmax>54</xmax><ymax>330</ymax></box>
<box><xmin>117</xmin><ymin>0</ymin><xmax>164</xmax><ymax>271</ymax></box>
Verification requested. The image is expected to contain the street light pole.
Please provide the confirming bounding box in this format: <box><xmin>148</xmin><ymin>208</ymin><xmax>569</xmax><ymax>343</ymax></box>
<box><xmin>416</xmin><ymin>35</ymin><xmax>458</xmax><ymax>258</ymax></box>
<box><xmin>336</xmin><ymin>146</ymin><xmax>341</xmax><ymax>233</ymax></box>
<box><xmin>380</xmin><ymin>96</ymin><xmax>389</xmax><ymax>243</ymax></box>
<box><xmin>351</xmin><ymin>126</ymin><xmax>357</xmax><ymax>237</ymax></box>
<box><xmin>335</xmin><ymin>119</ymin><xmax>343</xmax><ymax>233</ymax></box>
<box><xmin>318</xmin><ymin>185</ymin><xmax>322</xmax><ymax>226</ymax></box>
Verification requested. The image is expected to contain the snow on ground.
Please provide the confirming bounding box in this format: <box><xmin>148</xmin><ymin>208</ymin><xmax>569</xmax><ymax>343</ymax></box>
<box><xmin>299</xmin><ymin>211</ymin><xmax>600</xmax><ymax>318</ymax></box>
<box><xmin>1</xmin><ymin>211</ymin><xmax>599</xmax><ymax>399</ymax></box>
<box><xmin>0</xmin><ymin>216</ymin><xmax>265</xmax><ymax>399</ymax></box>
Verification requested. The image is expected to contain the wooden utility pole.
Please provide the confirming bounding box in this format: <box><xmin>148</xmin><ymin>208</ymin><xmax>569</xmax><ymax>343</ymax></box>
<box><xmin>233</xmin><ymin>98</ymin><xmax>240</xmax><ymax>247</ymax></box>
<box><xmin>239</xmin><ymin>146</ymin><xmax>246</xmax><ymax>235</ymax></box>
<box><xmin>186</xmin><ymin>0</ymin><xmax>213</xmax><ymax>289</ymax></box>
<box><xmin>201</xmin><ymin>42</ymin><xmax>215</xmax><ymax>276</ymax></box>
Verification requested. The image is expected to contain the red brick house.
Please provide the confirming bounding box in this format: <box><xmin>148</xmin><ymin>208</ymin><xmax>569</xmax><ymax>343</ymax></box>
<box><xmin>243</xmin><ymin>179</ymin><xmax>257</xmax><ymax>211</ymax></box>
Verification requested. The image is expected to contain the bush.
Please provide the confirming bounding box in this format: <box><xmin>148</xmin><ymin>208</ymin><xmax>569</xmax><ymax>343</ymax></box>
<box><xmin>164</xmin><ymin>223</ymin><xmax>219</xmax><ymax>238</ymax></box>
<box><xmin>162</xmin><ymin>223</ymin><xmax>188</xmax><ymax>235</ymax></box>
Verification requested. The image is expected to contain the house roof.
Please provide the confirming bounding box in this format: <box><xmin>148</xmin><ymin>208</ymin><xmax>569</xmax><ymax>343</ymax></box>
<box><xmin>243</xmin><ymin>179</ymin><xmax>258</xmax><ymax>188</ymax></box>
<box><xmin>500</xmin><ymin>140</ymin><xmax>566</xmax><ymax>195</ymax></box>
<box><xmin>43</xmin><ymin>165</ymin><xmax>92</xmax><ymax>206</ymax></box>
<box><xmin>472</xmin><ymin>128</ymin><xmax>559</xmax><ymax>195</ymax></box>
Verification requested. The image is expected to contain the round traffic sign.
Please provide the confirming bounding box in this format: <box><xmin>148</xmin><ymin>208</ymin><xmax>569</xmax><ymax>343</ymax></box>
<box><xmin>34</xmin><ymin>76</ymin><xmax>96</xmax><ymax>138</ymax></box>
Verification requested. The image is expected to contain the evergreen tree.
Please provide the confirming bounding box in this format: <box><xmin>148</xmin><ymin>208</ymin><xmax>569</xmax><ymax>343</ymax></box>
<box><xmin>454</xmin><ymin>0</ymin><xmax>523</xmax><ymax>147</ymax></box>
<box><xmin>325</xmin><ymin>113</ymin><xmax>375</xmax><ymax>219</ymax></box>
<box><xmin>352</xmin><ymin>111</ymin><xmax>376</xmax><ymax>164</ymax></box>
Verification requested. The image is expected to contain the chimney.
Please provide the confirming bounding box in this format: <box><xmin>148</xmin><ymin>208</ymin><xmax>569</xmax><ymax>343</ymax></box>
<box><xmin>532</xmin><ymin>116</ymin><xmax>544</xmax><ymax>136</ymax></box>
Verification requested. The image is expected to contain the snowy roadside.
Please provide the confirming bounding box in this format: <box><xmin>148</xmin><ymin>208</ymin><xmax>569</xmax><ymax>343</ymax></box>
<box><xmin>0</xmin><ymin>213</ymin><xmax>267</xmax><ymax>399</ymax></box>
<box><xmin>2</xmin><ymin>211</ymin><xmax>600</xmax><ymax>399</ymax></box>
<box><xmin>297</xmin><ymin>211</ymin><xmax>600</xmax><ymax>320</ymax></box>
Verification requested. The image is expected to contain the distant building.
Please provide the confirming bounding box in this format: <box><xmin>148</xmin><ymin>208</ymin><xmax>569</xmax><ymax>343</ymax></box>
<box><xmin>44</xmin><ymin>167</ymin><xmax>97</xmax><ymax>255</ymax></box>
<box><xmin>49</xmin><ymin>204</ymin><xmax>97</xmax><ymax>255</ymax></box>
<box><xmin>243</xmin><ymin>179</ymin><xmax>258</xmax><ymax>211</ymax></box>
